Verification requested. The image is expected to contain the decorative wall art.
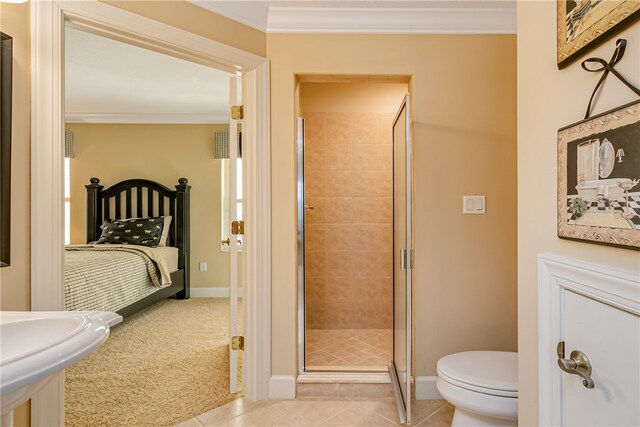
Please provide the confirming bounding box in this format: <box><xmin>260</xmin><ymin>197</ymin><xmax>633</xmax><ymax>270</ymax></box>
<box><xmin>558</xmin><ymin>100</ymin><xmax>640</xmax><ymax>250</ymax></box>
<box><xmin>557</xmin><ymin>0</ymin><xmax>640</xmax><ymax>69</ymax></box>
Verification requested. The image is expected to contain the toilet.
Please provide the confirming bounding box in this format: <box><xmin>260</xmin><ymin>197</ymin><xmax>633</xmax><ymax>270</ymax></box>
<box><xmin>436</xmin><ymin>351</ymin><xmax>518</xmax><ymax>427</ymax></box>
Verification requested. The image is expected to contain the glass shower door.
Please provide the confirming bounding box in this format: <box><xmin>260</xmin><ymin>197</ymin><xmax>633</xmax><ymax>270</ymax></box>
<box><xmin>389</xmin><ymin>93</ymin><xmax>413</xmax><ymax>425</ymax></box>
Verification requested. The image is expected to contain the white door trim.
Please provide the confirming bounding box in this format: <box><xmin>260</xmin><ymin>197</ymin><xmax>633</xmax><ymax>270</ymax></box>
<box><xmin>537</xmin><ymin>253</ymin><xmax>639</xmax><ymax>426</ymax></box>
<box><xmin>31</xmin><ymin>0</ymin><xmax>271</xmax><ymax>423</ymax></box>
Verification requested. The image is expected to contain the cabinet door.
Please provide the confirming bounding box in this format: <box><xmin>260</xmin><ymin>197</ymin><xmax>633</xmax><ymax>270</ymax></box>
<box><xmin>562</xmin><ymin>290</ymin><xmax>640</xmax><ymax>426</ymax></box>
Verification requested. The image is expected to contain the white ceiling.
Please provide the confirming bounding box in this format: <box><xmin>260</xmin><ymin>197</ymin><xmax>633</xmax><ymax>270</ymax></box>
<box><xmin>65</xmin><ymin>25</ymin><xmax>233</xmax><ymax>124</ymax></box>
<box><xmin>64</xmin><ymin>1</ymin><xmax>516</xmax><ymax>123</ymax></box>
<box><xmin>189</xmin><ymin>0</ymin><xmax>517</xmax><ymax>34</ymax></box>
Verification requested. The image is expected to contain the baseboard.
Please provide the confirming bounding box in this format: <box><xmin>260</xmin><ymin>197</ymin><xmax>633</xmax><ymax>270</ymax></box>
<box><xmin>415</xmin><ymin>376</ymin><xmax>442</xmax><ymax>400</ymax></box>
<box><xmin>190</xmin><ymin>287</ymin><xmax>244</xmax><ymax>298</ymax></box>
<box><xmin>269</xmin><ymin>375</ymin><xmax>296</xmax><ymax>399</ymax></box>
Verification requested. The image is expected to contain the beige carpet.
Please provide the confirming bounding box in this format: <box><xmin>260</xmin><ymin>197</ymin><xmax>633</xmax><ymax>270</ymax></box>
<box><xmin>65</xmin><ymin>298</ymin><xmax>241</xmax><ymax>427</ymax></box>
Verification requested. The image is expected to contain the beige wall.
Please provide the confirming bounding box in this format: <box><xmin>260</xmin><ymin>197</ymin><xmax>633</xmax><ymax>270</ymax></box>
<box><xmin>102</xmin><ymin>0</ymin><xmax>266</xmax><ymax>58</ymax></box>
<box><xmin>0</xmin><ymin>2</ymin><xmax>32</xmax><ymax>425</ymax></box>
<box><xmin>301</xmin><ymin>82</ymin><xmax>408</xmax><ymax>330</ymax></box>
<box><xmin>65</xmin><ymin>123</ymin><xmax>231</xmax><ymax>289</ymax></box>
<box><xmin>518</xmin><ymin>2</ymin><xmax>640</xmax><ymax>425</ymax></box>
<box><xmin>268</xmin><ymin>34</ymin><xmax>518</xmax><ymax>377</ymax></box>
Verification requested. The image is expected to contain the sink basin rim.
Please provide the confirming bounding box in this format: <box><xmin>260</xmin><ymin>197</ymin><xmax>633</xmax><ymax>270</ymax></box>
<box><xmin>1</xmin><ymin>316</ymin><xmax>91</xmax><ymax>364</ymax></box>
<box><xmin>0</xmin><ymin>312</ymin><xmax>110</xmax><ymax>395</ymax></box>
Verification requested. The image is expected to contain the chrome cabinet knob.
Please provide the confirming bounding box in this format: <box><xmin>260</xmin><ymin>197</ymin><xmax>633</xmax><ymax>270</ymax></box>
<box><xmin>557</xmin><ymin>341</ymin><xmax>595</xmax><ymax>389</ymax></box>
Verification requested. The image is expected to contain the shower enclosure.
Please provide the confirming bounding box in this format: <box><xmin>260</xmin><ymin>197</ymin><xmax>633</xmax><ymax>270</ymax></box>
<box><xmin>296</xmin><ymin>81</ymin><xmax>413</xmax><ymax>421</ymax></box>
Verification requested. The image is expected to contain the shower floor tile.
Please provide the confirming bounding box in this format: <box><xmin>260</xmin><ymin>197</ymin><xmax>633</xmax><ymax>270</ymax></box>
<box><xmin>306</xmin><ymin>329</ymin><xmax>392</xmax><ymax>371</ymax></box>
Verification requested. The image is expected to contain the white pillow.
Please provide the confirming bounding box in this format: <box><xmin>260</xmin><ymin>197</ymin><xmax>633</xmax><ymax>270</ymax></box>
<box><xmin>159</xmin><ymin>216</ymin><xmax>172</xmax><ymax>246</ymax></box>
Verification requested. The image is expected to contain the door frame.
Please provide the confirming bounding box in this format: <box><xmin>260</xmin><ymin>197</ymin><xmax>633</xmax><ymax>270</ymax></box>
<box><xmin>537</xmin><ymin>253</ymin><xmax>639</xmax><ymax>425</ymax></box>
<box><xmin>31</xmin><ymin>0</ymin><xmax>271</xmax><ymax>424</ymax></box>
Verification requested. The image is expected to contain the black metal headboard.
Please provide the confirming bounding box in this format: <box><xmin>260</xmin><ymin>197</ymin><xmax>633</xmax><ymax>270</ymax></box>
<box><xmin>85</xmin><ymin>177</ymin><xmax>191</xmax><ymax>272</ymax></box>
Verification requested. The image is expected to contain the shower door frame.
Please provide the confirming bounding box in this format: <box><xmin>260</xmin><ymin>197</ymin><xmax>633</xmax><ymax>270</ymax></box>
<box><xmin>296</xmin><ymin>117</ymin><xmax>306</xmax><ymax>373</ymax></box>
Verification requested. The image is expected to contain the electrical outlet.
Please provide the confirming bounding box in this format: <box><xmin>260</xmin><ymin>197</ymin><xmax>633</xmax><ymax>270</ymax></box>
<box><xmin>199</xmin><ymin>262</ymin><xmax>207</xmax><ymax>272</ymax></box>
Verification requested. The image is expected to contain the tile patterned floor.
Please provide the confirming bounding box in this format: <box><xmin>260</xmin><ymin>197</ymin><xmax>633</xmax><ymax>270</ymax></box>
<box><xmin>306</xmin><ymin>329</ymin><xmax>392</xmax><ymax>371</ymax></box>
<box><xmin>566</xmin><ymin>192</ymin><xmax>640</xmax><ymax>229</ymax></box>
<box><xmin>175</xmin><ymin>397</ymin><xmax>454</xmax><ymax>427</ymax></box>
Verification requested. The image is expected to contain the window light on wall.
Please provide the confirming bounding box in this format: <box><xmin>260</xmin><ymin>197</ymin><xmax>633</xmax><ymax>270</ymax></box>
<box><xmin>216</xmin><ymin>131</ymin><xmax>243</xmax><ymax>252</ymax></box>
<box><xmin>64</xmin><ymin>130</ymin><xmax>75</xmax><ymax>245</ymax></box>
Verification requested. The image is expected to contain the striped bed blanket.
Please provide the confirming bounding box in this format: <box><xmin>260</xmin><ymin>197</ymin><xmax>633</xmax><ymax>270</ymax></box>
<box><xmin>64</xmin><ymin>245</ymin><xmax>170</xmax><ymax>313</ymax></box>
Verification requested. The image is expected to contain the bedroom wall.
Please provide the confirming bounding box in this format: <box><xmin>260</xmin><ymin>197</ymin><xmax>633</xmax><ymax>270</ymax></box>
<box><xmin>66</xmin><ymin>123</ymin><xmax>234</xmax><ymax>290</ymax></box>
<box><xmin>517</xmin><ymin>2</ymin><xmax>640</xmax><ymax>424</ymax></box>
<box><xmin>268</xmin><ymin>34</ymin><xmax>518</xmax><ymax>380</ymax></box>
<box><xmin>0</xmin><ymin>2</ymin><xmax>31</xmax><ymax>425</ymax></box>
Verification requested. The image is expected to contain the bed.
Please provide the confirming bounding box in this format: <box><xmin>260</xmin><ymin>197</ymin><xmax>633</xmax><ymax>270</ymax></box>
<box><xmin>64</xmin><ymin>177</ymin><xmax>190</xmax><ymax>318</ymax></box>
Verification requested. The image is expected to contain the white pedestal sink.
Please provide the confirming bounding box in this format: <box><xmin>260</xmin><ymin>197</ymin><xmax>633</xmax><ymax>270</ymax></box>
<box><xmin>0</xmin><ymin>311</ymin><xmax>121</xmax><ymax>425</ymax></box>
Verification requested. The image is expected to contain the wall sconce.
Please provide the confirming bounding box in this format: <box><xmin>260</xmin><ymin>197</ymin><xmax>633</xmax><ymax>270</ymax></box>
<box><xmin>214</xmin><ymin>131</ymin><xmax>242</xmax><ymax>159</ymax></box>
<box><xmin>616</xmin><ymin>148</ymin><xmax>624</xmax><ymax>163</ymax></box>
<box><xmin>65</xmin><ymin>130</ymin><xmax>75</xmax><ymax>158</ymax></box>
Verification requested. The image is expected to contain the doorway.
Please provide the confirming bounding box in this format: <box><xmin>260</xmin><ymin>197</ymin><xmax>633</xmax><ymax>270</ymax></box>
<box><xmin>31</xmin><ymin>1</ymin><xmax>270</xmax><ymax>423</ymax></box>
<box><xmin>62</xmin><ymin>22</ymin><xmax>244</xmax><ymax>426</ymax></box>
<box><xmin>296</xmin><ymin>78</ymin><xmax>410</xmax><ymax>373</ymax></box>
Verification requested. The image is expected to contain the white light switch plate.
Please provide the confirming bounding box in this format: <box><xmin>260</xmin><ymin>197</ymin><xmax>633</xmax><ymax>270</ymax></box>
<box><xmin>463</xmin><ymin>196</ymin><xmax>486</xmax><ymax>214</ymax></box>
<box><xmin>199</xmin><ymin>262</ymin><xmax>207</xmax><ymax>271</ymax></box>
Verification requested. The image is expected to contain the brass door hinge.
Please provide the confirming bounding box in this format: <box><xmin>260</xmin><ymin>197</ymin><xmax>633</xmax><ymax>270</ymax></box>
<box><xmin>231</xmin><ymin>105</ymin><xmax>244</xmax><ymax>120</ymax></box>
<box><xmin>231</xmin><ymin>220</ymin><xmax>245</xmax><ymax>235</ymax></box>
<box><xmin>231</xmin><ymin>335</ymin><xmax>244</xmax><ymax>351</ymax></box>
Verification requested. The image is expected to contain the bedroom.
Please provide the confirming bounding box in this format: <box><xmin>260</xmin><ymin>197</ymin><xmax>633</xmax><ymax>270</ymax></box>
<box><xmin>62</xmin><ymin>24</ymin><xmax>243</xmax><ymax>426</ymax></box>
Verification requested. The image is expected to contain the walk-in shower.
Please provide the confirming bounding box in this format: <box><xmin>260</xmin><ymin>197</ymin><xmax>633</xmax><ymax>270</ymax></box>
<box><xmin>296</xmin><ymin>81</ymin><xmax>411</xmax><ymax>383</ymax></box>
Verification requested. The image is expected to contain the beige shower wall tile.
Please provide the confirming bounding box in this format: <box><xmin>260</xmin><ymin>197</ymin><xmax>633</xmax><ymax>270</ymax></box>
<box><xmin>326</xmin><ymin>143</ymin><xmax>353</xmax><ymax>171</ymax></box>
<box><xmin>352</xmin><ymin>197</ymin><xmax>392</xmax><ymax>223</ymax></box>
<box><xmin>324</xmin><ymin>298</ymin><xmax>354</xmax><ymax>329</ymax></box>
<box><xmin>353</xmin><ymin>171</ymin><xmax>392</xmax><ymax>197</ymax></box>
<box><xmin>305</xmin><ymin>197</ymin><xmax>326</xmax><ymax>224</ymax></box>
<box><xmin>352</xmin><ymin>144</ymin><xmax>392</xmax><ymax>171</ymax></box>
<box><xmin>306</xmin><ymin>170</ymin><xmax>326</xmax><ymax>197</ymax></box>
<box><xmin>352</xmin><ymin>224</ymin><xmax>392</xmax><ymax>250</ymax></box>
<box><xmin>353</xmin><ymin>113</ymin><xmax>380</xmax><ymax>145</ymax></box>
<box><xmin>353</xmin><ymin>297</ymin><xmax>392</xmax><ymax>329</ymax></box>
<box><xmin>325</xmin><ymin>224</ymin><xmax>355</xmax><ymax>250</ymax></box>
<box><xmin>325</xmin><ymin>250</ymin><xmax>356</xmax><ymax>278</ymax></box>
<box><xmin>305</xmin><ymin>141</ymin><xmax>327</xmax><ymax>171</ymax></box>
<box><xmin>376</xmin><ymin>115</ymin><xmax>394</xmax><ymax>144</ymax></box>
<box><xmin>325</xmin><ymin>277</ymin><xmax>357</xmax><ymax>300</ymax></box>
<box><xmin>306</xmin><ymin>301</ymin><xmax>326</xmax><ymax>329</ymax></box>
<box><xmin>326</xmin><ymin>171</ymin><xmax>355</xmax><ymax>197</ymax></box>
<box><xmin>325</xmin><ymin>197</ymin><xmax>354</xmax><ymax>224</ymax></box>
<box><xmin>306</xmin><ymin>276</ymin><xmax>327</xmax><ymax>300</ymax></box>
<box><xmin>327</xmin><ymin>113</ymin><xmax>353</xmax><ymax>144</ymax></box>
<box><xmin>353</xmin><ymin>251</ymin><xmax>392</xmax><ymax>278</ymax></box>
<box><xmin>304</xmin><ymin>112</ymin><xmax>327</xmax><ymax>145</ymax></box>
<box><xmin>306</xmin><ymin>249</ymin><xmax>326</xmax><ymax>278</ymax></box>
<box><xmin>306</xmin><ymin>224</ymin><xmax>327</xmax><ymax>251</ymax></box>
<box><xmin>352</xmin><ymin>277</ymin><xmax>392</xmax><ymax>300</ymax></box>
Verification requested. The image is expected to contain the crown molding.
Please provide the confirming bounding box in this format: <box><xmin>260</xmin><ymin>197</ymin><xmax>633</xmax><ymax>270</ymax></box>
<box><xmin>267</xmin><ymin>7</ymin><xmax>516</xmax><ymax>34</ymax></box>
<box><xmin>64</xmin><ymin>113</ymin><xmax>229</xmax><ymax>124</ymax></box>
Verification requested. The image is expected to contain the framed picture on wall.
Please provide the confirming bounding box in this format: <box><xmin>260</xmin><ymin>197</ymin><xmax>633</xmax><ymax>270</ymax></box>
<box><xmin>558</xmin><ymin>100</ymin><xmax>640</xmax><ymax>250</ymax></box>
<box><xmin>557</xmin><ymin>0</ymin><xmax>640</xmax><ymax>69</ymax></box>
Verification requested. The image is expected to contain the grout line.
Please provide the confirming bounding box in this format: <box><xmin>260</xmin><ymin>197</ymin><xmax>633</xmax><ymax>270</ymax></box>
<box><xmin>415</xmin><ymin>403</ymin><xmax>452</xmax><ymax>427</ymax></box>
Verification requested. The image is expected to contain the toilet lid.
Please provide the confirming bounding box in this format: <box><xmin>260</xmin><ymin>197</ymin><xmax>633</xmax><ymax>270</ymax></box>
<box><xmin>437</xmin><ymin>351</ymin><xmax>518</xmax><ymax>397</ymax></box>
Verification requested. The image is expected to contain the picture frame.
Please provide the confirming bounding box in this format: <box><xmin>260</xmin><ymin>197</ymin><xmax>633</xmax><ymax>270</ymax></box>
<box><xmin>1</xmin><ymin>32</ymin><xmax>12</xmax><ymax>268</ymax></box>
<box><xmin>558</xmin><ymin>99</ymin><xmax>640</xmax><ymax>250</ymax></box>
<box><xmin>557</xmin><ymin>0</ymin><xmax>640</xmax><ymax>69</ymax></box>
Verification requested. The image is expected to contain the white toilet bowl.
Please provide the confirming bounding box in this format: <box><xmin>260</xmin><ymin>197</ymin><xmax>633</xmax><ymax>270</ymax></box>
<box><xmin>436</xmin><ymin>351</ymin><xmax>518</xmax><ymax>427</ymax></box>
